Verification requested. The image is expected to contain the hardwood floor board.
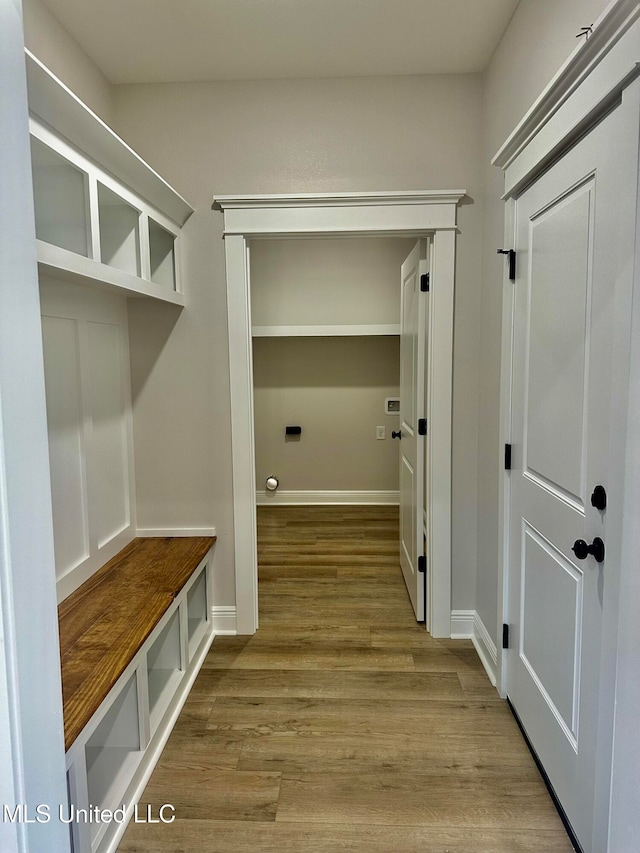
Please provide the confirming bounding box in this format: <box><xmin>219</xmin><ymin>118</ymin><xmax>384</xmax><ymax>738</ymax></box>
<box><xmin>371</xmin><ymin>626</ymin><xmax>469</xmax><ymax>649</ymax></box>
<box><xmin>235</xmin><ymin>625</ymin><xmax>372</xmax><ymax>648</ymax></box>
<box><xmin>134</xmin><ymin>768</ymin><xmax>281</xmax><ymax>822</ymax></box>
<box><xmin>276</xmin><ymin>772</ymin><xmax>568</xmax><ymax>831</ymax></box>
<box><xmin>237</xmin><ymin>730</ymin><xmax>539</xmax><ymax>778</ymax></box>
<box><xmin>258</xmin><ymin>579</ymin><xmax>411</xmax><ymax>598</ymax></box>
<box><xmin>258</xmin><ymin>566</ymin><xmax>338</xmax><ymax>580</ymax></box>
<box><xmin>458</xmin><ymin>671</ymin><xmax>504</xmax><ymax>701</ymax></box>
<box><xmin>257</xmin><ymin>603</ymin><xmax>414</xmax><ymax>627</ymax></box>
<box><xmin>202</xmin><ymin>645</ymin><xmax>415</xmax><ymax>672</ymax></box>
<box><xmin>412</xmin><ymin>648</ymin><xmax>485</xmax><ymax>673</ymax></box>
<box><xmin>206</xmin><ymin>697</ymin><xmax>518</xmax><ymax>737</ymax></box>
<box><xmin>158</xmin><ymin>730</ymin><xmax>246</xmax><ymax>771</ymax></box>
<box><xmin>258</xmin><ymin>553</ymin><xmax>401</xmax><ymax>566</ymax></box>
<box><xmin>118</xmin><ymin>819</ymin><xmax>575</xmax><ymax>853</ymax></box>
<box><xmin>193</xmin><ymin>669</ymin><xmax>464</xmax><ymax>701</ymax></box>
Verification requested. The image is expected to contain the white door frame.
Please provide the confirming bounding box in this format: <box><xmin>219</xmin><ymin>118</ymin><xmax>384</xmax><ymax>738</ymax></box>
<box><xmin>213</xmin><ymin>191</ymin><xmax>465</xmax><ymax>637</ymax></box>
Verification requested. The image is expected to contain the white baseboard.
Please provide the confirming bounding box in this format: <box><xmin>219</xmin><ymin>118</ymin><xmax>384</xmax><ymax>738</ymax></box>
<box><xmin>136</xmin><ymin>527</ymin><xmax>217</xmax><ymax>537</ymax></box>
<box><xmin>211</xmin><ymin>605</ymin><xmax>237</xmax><ymax>635</ymax></box>
<box><xmin>472</xmin><ymin>612</ymin><xmax>498</xmax><ymax>686</ymax></box>
<box><xmin>450</xmin><ymin>609</ymin><xmax>475</xmax><ymax>638</ymax></box>
<box><xmin>256</xmin><ymin>490</ymin><xmax>399</xmax><ymax>506</ymax></box>
<box><xmin>450</xmin><ymin>609</ymin><xmax>498</xmax><ymax>687</ymax></box>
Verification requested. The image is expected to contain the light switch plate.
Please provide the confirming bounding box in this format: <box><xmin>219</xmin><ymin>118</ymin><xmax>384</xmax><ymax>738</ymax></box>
<box><xmin>376</xmin><ymin>426</ymin><xmax>386</xmax><ymax>440</ymax></box>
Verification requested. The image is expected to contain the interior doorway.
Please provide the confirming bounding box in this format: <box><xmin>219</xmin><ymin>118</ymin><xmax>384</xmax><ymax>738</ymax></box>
<box><xmin>213</xmin><ymin>191</ymin><xmax>465</xmax><ymax>638</ymax></box>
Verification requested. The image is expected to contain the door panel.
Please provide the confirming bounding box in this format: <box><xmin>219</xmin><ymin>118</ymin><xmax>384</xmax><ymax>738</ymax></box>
<box><xmin>399</xmin><ymin>239</ymin><xmax>427</xmax><ymax>621</ymax></box>
<box><xmin>508</xmin><ymin>100</ymin><xmax>635</xmax><ymax>851</ymax></box>
<box><xmin>524</xmin><ymin>181</ymin><xmax>593</xmax><ymax>506</ymax></box>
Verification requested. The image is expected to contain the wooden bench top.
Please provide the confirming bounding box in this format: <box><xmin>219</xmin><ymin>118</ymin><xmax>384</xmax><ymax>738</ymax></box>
<box><xmin>59</xmin><ymin>536</ymin><xmax>215</xmax><ymax>751</ymax></box>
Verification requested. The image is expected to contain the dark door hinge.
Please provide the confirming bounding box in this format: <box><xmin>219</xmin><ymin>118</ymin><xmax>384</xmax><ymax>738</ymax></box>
<box><xmin>418</xmin><ymin>418</ymin><xmax>427</xmax><ymax>436</ymax></box>
<box><xmin>418</xmin><ymin>555</ymin><xmax>426</xmax><ymax>573</ymax></box>
<box><xmin>497</xmin><ymin>248</ymin><xmax>516</xmax><ymax>282</ymax></box>
<box><xmin>504</xmin><ymin>443</ymin><xmax>512</xmax><ymax>471</ymax></box>
<box><xmin>420</xmin><ymin>273</ymin><xmax>430</xmax><ymax>292</ymax></box>
<box><xmin>502</xmin><ymin>623</ymin><xmax>510</xmax><ymax>649</ymax></box>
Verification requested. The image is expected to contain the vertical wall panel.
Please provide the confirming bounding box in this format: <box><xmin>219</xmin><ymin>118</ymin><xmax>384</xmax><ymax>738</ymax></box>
<box><xmin>87</xmin><ymin>321</ymin><xmax>129</xmax><ymax>548</ymax></box>
<box><xmin>42</xmin><ymin>314</ymin><xmax>89</xmax><ymax>579</ymax></box>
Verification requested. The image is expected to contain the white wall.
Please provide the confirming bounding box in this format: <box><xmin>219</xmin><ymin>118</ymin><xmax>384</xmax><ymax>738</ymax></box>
<box><xmin>254</xmin><ymin>336</ymin><xmax>401</xmax><ymax>494</ymax></box>
<box><xmin>114</xmin><ymin>73</ymin><xmax>483</xmax><ymax>609</ymax></box>
<box><xmin>22</xmin><ymin>0</ymin><xmax>113</xmax><ymax>124</ymax></box>
<box><xmin>476</xmin><ymin>0</ymin><xmax>612</xmax><ymax>643</ymax></box>
<box><xmin>250</xmin><ymin>237</ymin><xmax>414</xmax><ymax>327</ymax></box>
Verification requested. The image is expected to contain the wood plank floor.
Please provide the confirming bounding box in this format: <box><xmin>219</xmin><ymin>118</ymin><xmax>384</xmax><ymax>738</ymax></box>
<box><xmin>119</xmin><ymin>506</ymin><xmax>573</xmax><ymax>852</ymax></box>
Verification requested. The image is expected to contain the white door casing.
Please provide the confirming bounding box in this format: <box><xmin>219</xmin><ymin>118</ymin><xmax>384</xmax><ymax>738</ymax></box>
<box><xmin>214</xmin><ymin>192</ymin><xmax>461</xmax><ymax>637</ymax></box>
<box><xmin>399</xmin><ymin>239</ymin><xmax>428</xmax><ymax>621</ymax></box>
<box><xmin>506</xmin><ymin>93</ymin><xmax>638</xmax><ymax>851</ymax></box>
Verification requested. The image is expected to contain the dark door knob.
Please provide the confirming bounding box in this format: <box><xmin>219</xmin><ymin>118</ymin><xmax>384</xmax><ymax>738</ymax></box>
<box><xmin>391</xmin><ymin>430</ymin><xmax>402</xmax><ymax>440</ymax></box>
<box><xmin>572</xmin><ymin>537</ymin><xmax>605</xmax><ymax>563</ymax></box>
<box><xmin>591</xmin><ymin>485</ymin><xmax>607</xmax><ymax>511</ymax></box>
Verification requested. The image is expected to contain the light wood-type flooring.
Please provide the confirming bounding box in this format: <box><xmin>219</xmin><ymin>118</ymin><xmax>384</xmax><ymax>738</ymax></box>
<box><xmin>119</xmin><ymin>506</ymin><xmax>573</xmax><ymax>852</ymax></box>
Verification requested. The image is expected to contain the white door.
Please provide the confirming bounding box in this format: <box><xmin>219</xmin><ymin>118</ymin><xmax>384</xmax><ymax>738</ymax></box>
<box><xmin>397</xmin><ymin>239</ymin><xmax>428</xmax><ymax>621</ymax></box>
<box><xmin>507</xmin><ymin>99</ymin><xmax>636</xmax><ymax>851</ymax></box>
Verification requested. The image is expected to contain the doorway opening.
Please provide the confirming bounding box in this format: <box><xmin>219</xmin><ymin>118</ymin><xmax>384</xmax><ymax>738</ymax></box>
<box><xmin>213</xmin><ymin>191</ymin><xmax>465</xmax><ymax>638</ymax></box>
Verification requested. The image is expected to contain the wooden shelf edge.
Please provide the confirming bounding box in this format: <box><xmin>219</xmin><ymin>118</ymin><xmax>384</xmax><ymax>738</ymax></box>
<box><xmin>252</xmin><ymin>324</ymin><xmax>401</xmax><ymax>337</ymax></box>
<box><xmin>37</xmin><ymin>242</ymin><xmax>185</xmax><ymax>307</ymax></box>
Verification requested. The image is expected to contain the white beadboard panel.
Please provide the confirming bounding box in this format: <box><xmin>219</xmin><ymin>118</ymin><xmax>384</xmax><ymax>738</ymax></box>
<box><xmin>256</xmin><ymin>490</ymin><xmax>399</xmax><ymax>505</ymax></box>
<box><xmin>87</xmin><ymin>320</ymin><xmax>130</xmax><ymax>548</ymax></box>
<box><xmin>41</xmin><ymin>315</ymin><xmax>89</xmax><ymax>580</ymax></box>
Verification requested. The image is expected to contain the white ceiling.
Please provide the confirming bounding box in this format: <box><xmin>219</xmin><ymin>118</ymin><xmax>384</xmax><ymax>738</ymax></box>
<box><xmin>41</xmin><ymin>0</ymin><xmax>520</xmax><ymax>84</ymax></box>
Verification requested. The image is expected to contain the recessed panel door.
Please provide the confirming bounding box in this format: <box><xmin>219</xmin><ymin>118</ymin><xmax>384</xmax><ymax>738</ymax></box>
<box><xmin>507</xmin><ymin>99</ymin><xmax>636</xmax><ymax>851</ymax></box>
<box><xmin>399</xmin><ymin>239</ymin><xmax>428</xmax><ymax>621</ymax></box>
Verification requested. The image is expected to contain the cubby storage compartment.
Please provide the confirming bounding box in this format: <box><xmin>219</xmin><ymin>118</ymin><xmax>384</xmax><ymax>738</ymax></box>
<box><xmin>147</xmin><ymin>609</ymin><xmax>183</xmax><ymax>733</ymax></box>
<box><xmin>149</xmin><ymin>219</ymin><xmax>177</xmax><ymax>289</ymax></box>
<box><xmin>187</xmin><ymin>567</ymin><xmax>208</xmax><ymax>657</ymax></box>
<box><xmin>85</xmin><ymin>673</ymin><xmax>142</xmax><ymax>843</ymax></box>
<box><xmin>31</xmin><ymin>136</ymin><xmax>89</xmax><ymax>257</ymax></box>
<box><xmin>97</xmin><ymin>183</ymin><xmax>141</xmax><ymax>276</ymax></box>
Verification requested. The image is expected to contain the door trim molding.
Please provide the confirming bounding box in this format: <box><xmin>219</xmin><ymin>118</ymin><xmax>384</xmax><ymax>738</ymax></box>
<box><xmin>213</xmin><ymin>191</ymin><xmax>465</xmax><ymax>637</ymax></box>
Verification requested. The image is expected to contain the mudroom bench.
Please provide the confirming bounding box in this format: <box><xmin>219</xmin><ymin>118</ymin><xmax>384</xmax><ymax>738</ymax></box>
<box><xmin>58</xmin><ymin>536</ymin><xmax>216</xmax><ymax>853</ymax></box>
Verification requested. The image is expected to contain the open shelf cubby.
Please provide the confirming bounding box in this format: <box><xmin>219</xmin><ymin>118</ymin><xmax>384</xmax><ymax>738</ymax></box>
<box><xmin>97</xmin><ymin>183</ymin><xmax>141</xmax><ymax>276</ymax></box>
<box><xmin>187</xmin><ymin>567</ymin><xmax>208</xmax><ymax>658</ymax></box>
<box><xmin>84</xmin><ymin>673</ymin><xmax>142</xmax><ymax>842</ymax></box>
<box><xmin>149</xmin><ymin>219</ymin><xmax>176</xmax><ymax>290</ymax></box>
<box><xmin>31</xmin><ymin>136</ymin><xmax>89</xmax><ymax>258</ymax></box>
<box><xmin>147</xmin><ymin>610</ymin><xmax>183</xmax><ymax>733</ymax></box>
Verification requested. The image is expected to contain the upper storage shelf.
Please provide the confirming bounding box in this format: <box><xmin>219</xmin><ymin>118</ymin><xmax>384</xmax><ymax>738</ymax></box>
<box><xmin>25</xmin><ymin>50</ymin><xmax>193</xmax><ymax>306</ymax></box>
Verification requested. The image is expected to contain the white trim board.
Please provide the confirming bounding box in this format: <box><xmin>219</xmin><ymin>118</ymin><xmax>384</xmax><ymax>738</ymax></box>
<box><xmin>136</xmin><ymin>527</ymin><xmax>217</xmax><ymax>537</ymax></box>
<box><xmin>211</xmin><ymin>605</ymin><xmax>237</xmax><ymax>635</ymax></box>
<box><xmin>450</xmin><ymin>610</ymin><xmax>498</xmax><ymax>687</ymax></box>
<box><xmin>215</xmin><ymin>190</ymin><xmax>463</xmax><ymax>638</ymax></box>
<box><xmin>256</xmin><ymin>490</ymin><xmax>399</xmax><ymax>506</ymax></box>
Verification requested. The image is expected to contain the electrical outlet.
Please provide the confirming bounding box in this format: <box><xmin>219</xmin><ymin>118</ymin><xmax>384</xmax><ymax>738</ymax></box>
<box><xmin>376</xmin><ymin>426</ymin><xmax>386</xmax><ymax>440</ymax></box>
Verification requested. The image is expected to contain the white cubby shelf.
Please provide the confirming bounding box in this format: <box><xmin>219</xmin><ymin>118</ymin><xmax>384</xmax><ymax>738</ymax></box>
<box><xmin>26</xmin><ymin>50</ymin><xmax>192</xmax><ymax>306</ymax></box>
